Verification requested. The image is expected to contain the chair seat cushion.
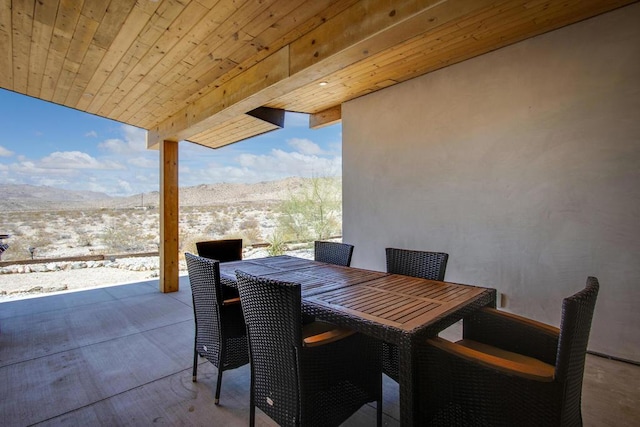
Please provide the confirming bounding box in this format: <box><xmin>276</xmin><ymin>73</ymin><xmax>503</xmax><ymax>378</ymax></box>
<box><xmin>457</xmin><ymin>338</ymin><xmax>555</xmax><ymax>381</ymax></box>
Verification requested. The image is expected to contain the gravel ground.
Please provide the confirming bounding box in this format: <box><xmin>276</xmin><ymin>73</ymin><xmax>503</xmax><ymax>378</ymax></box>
<box><xmin>0</xmin><ymin>247</ymin><xmax>315</xmax><ymax>302</ymax></box>
<box><xmin>0</xmin><ymin>258</ymin><xmax>162</xmax><ymax>301</ymax></box>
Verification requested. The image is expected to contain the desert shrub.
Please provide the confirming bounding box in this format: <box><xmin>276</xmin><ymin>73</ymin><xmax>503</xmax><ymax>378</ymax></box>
<box><xmin>1</xmin><ymin>232</ymin><xmax>53</xmax><ymax>261</ymax></box>
<box><xmin>1</xmin><ymin>241</ymin><xmax>31</xmax><ymax>261</ymax></box>
<box><xmin>204</xmin><ymin>214</ymin><xmax>233</xmax><ymax>236</ymax></box>
<box><xmin>241</xmin><ymin>227</ymin><xmax>262</xmax><ymax>246</ymax></box>
<box><xmin>101</xmin><ymin>224</ymin><xmax>147</xmax><ymax>253</ymax></box>
<box><xmin>266</xmin><ymin>231</ymin><xmax>288</xmax><ymax>256</ymax></box>
<box><xmin>11</xmin><ymin>229</ymin><xmax>25</xmax><ymax>237</ymax></box>
<box><xmin>240</xmin><ymin>218</ymin><xmax>259</xmax><ymax>230</ymax></box>
<box><xmin>277</xmin><ymin>176</ymin><xmax>342</xmax><ymax>241</ymax></box>
<box><xmin>179</xmin><ymin>232</ymin><xmax>208</xmax><ymax>255</ymax></box>
<box><xmin>80</xmin><ymin>239</ymin><xmax>93</xmax><ymax>247</ymax></box>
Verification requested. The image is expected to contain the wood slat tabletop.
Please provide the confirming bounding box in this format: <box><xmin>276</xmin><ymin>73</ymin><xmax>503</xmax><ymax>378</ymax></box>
<box><xmin>219</xmin><ymin>255</ymin><xmax>389</xmax><ymax>296</ymax></box>
<box><xmin>305</xmin><ymin>275</ymin><xmax>488</xmax><ymax>333</ymax></box>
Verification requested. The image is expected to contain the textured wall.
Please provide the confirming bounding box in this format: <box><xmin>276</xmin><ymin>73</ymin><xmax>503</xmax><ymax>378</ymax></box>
<box><xmin>342</xmin><ymin>4</ymin><xmax>640</xmax><ymax>361</ymax></box>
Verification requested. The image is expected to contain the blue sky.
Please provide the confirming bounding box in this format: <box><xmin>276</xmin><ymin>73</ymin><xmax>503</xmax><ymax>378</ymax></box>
<box><xmin>0</xmin><ymin>89</ymin><xmax>342</xmax><ymax>197</ymax></box>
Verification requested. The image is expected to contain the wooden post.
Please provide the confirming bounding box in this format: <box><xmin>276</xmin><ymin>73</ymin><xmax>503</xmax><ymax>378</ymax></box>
<box><xmin>160</xmin><ymin>139</ymin><xmax>179</xmax><ymax>293</ymax></box>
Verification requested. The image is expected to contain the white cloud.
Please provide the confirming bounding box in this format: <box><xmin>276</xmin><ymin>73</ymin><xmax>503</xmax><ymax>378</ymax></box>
<box><xmin>8</xmin><ymin>160</ymin><xmax>74</xmax><ymax>177</ymax></box>
<box><xmin>123</xmin><ymin>125</ymin><xmax>147</xmax><ymax>149</ymax></box>
<box><xmin>99</xmin><ymin>138</ymin><xmax>129</xmax><ymax>154</ymax></box>
<box><xmin>1</xmin><ymin>114</ymin><xmax>345</xmax><ymax>196</ymax></box>
<box><xmin>98</xmin><ymin>124</ymin><xmax>147</xmax><ymax>154</ymax></box>
<box><xmin>40</xmin><ymin>151</ymin><xmax>124</xmax><ymax>170</ymax></box>
<box><xmin>208</xmin><ymin>149</ymin><xmax>338</xmax><ymax>181</ymax></box>
<box><xmin>117</xmin><ymin>179</ymin><xmax>134</xmax><ymax>194</ymax></box>
<box><xmin>0</xmin><ymin>123</ymin><xmax>159</xmax><ymax>196</ymax></box>
<box><xmin>33</xmin><ymin>177</ymin><xmax>70</xmax><ymax>187</ymax></box>
<box><xmin>128</xmin><ymin>156</ymin><xmax>157</xmax><ymax>168</ymax></box>
<box><xmin>134</xmin><ymin>172</ymin><xmax>158</xmax><ymax>183</ymax></box>
<box><xmin>288</xmin><ymin>138</ymin><xmax>325</xmax><ymax>155</ymax></box>
<box><xmin>0</xmin><ymin>145</ymin><xmax>14</xmax><ymax>157</ymax></box>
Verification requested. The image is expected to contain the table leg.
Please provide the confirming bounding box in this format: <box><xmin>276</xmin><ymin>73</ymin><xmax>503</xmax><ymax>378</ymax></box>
<box><xmin>398</xmin><ymin>334</ymin><xmax>418</xmax><ymax>426</ymax></box>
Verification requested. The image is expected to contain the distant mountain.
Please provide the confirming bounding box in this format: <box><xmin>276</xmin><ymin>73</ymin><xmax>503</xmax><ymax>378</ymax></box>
<box><xmin>0</xmin><ymin>184</ymin><xmax>112</xmax><ymax>211</ymax></box>
<box><xmin>0</xmin><ymin>184</ymin><xmax>111</xmax><ymax>201</ymax></box>
<box><xmin>0</xmin><ymin>177</ymin><xmax>310</xmax><ymax>211</ymax></box>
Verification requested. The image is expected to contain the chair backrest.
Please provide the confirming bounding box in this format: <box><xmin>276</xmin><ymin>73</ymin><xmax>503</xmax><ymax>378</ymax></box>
<box><xmin>196</xmin><ymin>238</ymin><xmax>243</xmax><ymax>262</ymax></box>
<box><xmin>314</xmin><ymin>241</ymin><xmax>354</xmax><ymax>266</ymax></box>
<box><xmin>185</xmin><ymin>253</ymin><xmax>224</xmax><ymax>352</ymax></box>
<box><xmin>385</xmin><ymin>247</ymin><xmax>449</xmax><ymax>281</ymax></box>
<box><xmin>235</xmin><ymin>271</ymin><xmax>302</xmax><ymax>425</ymax></box>
<box><xmin>555</xmin><ymin>276</ymin><xmax>599</xmax><ymax>424</ymax></box>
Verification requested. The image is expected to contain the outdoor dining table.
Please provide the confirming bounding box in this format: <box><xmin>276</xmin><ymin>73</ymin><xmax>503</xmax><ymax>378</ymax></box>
<box><xmin>219</xmin><ymin>255</ymin><xmax>496</xmax><ymax>426</ymax></box>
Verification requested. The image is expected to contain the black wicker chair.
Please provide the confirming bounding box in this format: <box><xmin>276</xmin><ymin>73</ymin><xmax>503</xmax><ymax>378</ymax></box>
<box><xmin>196</xmin><ymin>238</ymin><xmax>243</xmax><ymax>262</ymax></box>
<box><xmin>417</xmin><ymin>277</ymin><xmax>600</xmax><ymax>426</ymax></box>
<box><xmin>314</xmin><ymin>240</ymin><xmax>354</xmax><ymax>267</ymax></box>
<box><xmin>385</xmin><ymin>247</ymin><xmax>449</xmax><ymax>281</ymax></box>
<box><xmin>235</xmin><ymin>270</ymin><xmax>382</xmax><ymax>427</ymax></box>
<box><xmin>185</xmin><ymin>253</ymin><xmax>249</xmax><ymax>404</ymax></box>
<box><xmin>383</xmin><ymin>247</ymin><xmax>449</xmax><ymax>382</ymax></box>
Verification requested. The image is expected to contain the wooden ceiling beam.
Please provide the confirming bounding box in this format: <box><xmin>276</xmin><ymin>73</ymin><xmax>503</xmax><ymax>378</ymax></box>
<box><xmin>147</xmin><ymin>0</ymin><xmax>496</xmax><ymax>148</ymax></box>
<box><xmin>309</xmin><ymin>105</ymin><xmax>341</xmax><ymax>129</ymax></box>
<box><xmin>148</xmin><ymin>45</ymin><xmax>290</xmax><ymax>148</ymax></box>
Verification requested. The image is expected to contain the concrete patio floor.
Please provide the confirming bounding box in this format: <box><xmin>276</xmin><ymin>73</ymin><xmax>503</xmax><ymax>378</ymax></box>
<box><xmin>0</xmin><ymin>278</ymin><xmax>638</xmax><ymax>426</ymax></box>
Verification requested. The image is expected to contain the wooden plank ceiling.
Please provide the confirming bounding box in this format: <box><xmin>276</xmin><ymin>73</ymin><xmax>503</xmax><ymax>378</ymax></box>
<box><xmin>0</xmin><ymin>0</ymin><xmax>635</xmax><ymax>150</ymax></box>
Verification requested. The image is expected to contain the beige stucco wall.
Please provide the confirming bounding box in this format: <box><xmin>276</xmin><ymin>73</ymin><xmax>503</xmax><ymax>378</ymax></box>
<box><xmin>342</xmin><ymin>4</ymin><xmax>640</xmax><ymax>362</ymax></box>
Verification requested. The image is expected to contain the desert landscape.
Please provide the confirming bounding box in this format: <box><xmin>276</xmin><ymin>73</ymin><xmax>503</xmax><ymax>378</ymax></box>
<box><xmin>0</xmin><ymin>177</ymin><xmax>341</xmax><ymax>300</ymax></box>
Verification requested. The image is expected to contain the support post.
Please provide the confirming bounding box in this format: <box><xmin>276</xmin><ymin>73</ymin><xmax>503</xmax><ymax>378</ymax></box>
<box><xmin>160</xmin><ymin>139</ymin><xmax>179</xmax><ymax>293</ymax></box>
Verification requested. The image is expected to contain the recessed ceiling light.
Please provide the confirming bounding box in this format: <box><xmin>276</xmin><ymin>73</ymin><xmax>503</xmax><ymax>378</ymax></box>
<box><xmin>318</xmin><ymin>81</ymin><xmax>328</xmax><ymax>86</ymax></box>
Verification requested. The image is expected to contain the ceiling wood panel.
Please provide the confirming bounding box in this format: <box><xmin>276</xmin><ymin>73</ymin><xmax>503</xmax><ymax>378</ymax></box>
<box><xmin>188</xmin><ymin>114</ymin><xmax>282</xmax><ymax>149</ymax></box>
<box><xmin>0</xmin><ymin>0</ymin><xmax>13</xmax><ymax>89</ymax></box>
<box><xmin>70</xmin><ymin>1</ymin><xmax>151</xmax><ymax>110</ymax></box>
<box><xmin>0</xmin><ymin>0</ymin><xmax>635</xmax><ymax>150</ymax></box>
<box><xmin>10</xmin><ymin>0</ymin><xmax>34</xmax><ymax>94</ymax></box>
<box><xmin>267</xmin><ymin>0</ymin><xmax>635</xmax><ymax>115</ymax></box>
<box><xmin>135</xmin><ymin>0</ymin><xmax>356</xmax><ymax>129</ymax></box>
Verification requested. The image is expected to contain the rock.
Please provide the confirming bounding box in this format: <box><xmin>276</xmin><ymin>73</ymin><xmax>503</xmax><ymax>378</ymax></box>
<box><xmin>32</xmin><ymin>264</ymin><xmax>46</xmax><ymax>273</ymax></box>
<box><xmin>44</xmin><ymin>285</ymin><xmax>68</xmax><ymax>292</ymax></box>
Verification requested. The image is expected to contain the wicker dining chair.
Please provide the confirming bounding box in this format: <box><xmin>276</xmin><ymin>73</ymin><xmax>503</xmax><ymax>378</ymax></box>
<box><xmin>314</xmin><ymin>240</ymin><xmax>354</xmax><ymax>267</ymax></box>
<box><xmin>417</xmin><ymin>277</ymin><xmax>600</xmax><ymax>426</ymax></box>
<box><xmin>385</xmin><ymin>247</ymin><xmax>449</xmax><ymax>281</ymax></box>
<box><xmin>235</xmin><ymin>270</ymin><xmax>383</xmax><ymax>427</ymax></box>
<box><xmin>383</xmin><ymin>247</ymin><xmax>449</xmax><ymax>382</ymax></box>
<box><xmin>196</xmin><ymin>238</ymin><xmax>243</xmax><ymax>262</ymax></box>
<box><xmin>185</xmin><ymin>253</ymin><xmax>249</xmax><ymax>405</ymax></box>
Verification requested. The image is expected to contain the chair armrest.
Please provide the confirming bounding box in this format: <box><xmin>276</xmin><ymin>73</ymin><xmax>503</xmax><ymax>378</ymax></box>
<box><xmin>479</xmin><ymin>308</ymin><xmax>560</xmax><ymax>334</ymax></box>
<box><xmin>427</xmin><ymin>337</ymin><xmax>555</xmax><ymax>382</ymax></box>
<box><xmin>464</xmin><ymin>307</ymin><xmax>559</xmax><ymax>365</ymax></box>
<box><xmin>303</xmin><ymin>327</ymin><xmax>355</xmax><ymax>348</ymax></box>
<box><xmin>222</xmin><ymin>297</ymin><xmax>241</xmax><ymax>305</ymax></box>
<box><xmin>302</xmin><ymin>320</ymin><xmax>356</xmax><ymax>347</ymax></box>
